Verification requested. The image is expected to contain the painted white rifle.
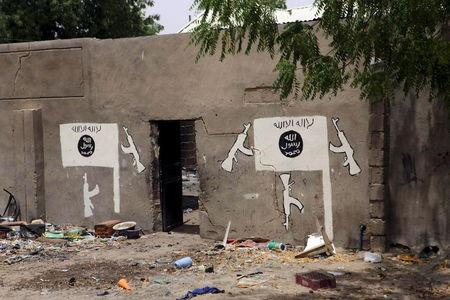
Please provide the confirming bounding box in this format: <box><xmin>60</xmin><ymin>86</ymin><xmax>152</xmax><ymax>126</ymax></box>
<box><xmin>329</xmin><ymin>117</ymin><xmax>361</xmax><ymax>175</ymax></box>
<box><xmin>83</xmin><ymin>173</ymin><xmax>99</xmax><ymax>218</ymax></box>
<box><xmin>280</xmin><ymin>173</ymin><xmax>304</xmax><ymax>230</ymax></box>
<box><xmin>221</xmin><ymin>123</ymin><xmax>253</xmax><ymax>172</ymax></box>
<box><xmin>121</xmin><ymin>126</ymin><xmax>146</xmax><ymax>173</ymax></box>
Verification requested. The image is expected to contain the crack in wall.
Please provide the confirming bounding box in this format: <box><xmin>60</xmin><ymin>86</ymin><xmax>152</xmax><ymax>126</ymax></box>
<box><xmin>13</xmin><ymin>52</ymin><xmax>31</xmax><ymax>96</ymax></box>
<box><xmin>199</xmin><ymin>117</ymin><xmax>246</xmax><ymax>136</ymax></box>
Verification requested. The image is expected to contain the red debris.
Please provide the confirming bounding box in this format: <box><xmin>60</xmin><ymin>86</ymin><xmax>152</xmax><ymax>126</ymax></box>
<box><xmin>295</xmin><ymin>271</ymin><xmax>336</xmax><ymax>290</ymax></box>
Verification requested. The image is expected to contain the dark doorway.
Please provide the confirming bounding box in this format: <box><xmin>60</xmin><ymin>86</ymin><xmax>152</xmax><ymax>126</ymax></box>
<box><xmin>158</xmin><ymin>121</ymin><xmax>183</xmax><ymax>232</ymax></box>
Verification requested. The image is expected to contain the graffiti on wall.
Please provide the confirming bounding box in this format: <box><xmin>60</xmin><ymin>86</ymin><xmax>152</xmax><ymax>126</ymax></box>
<box><xmin>221</xmin><ymin>123</ymin><xmax>253</xmax><ymax>172</ymax></box>
<box><xmin>60</xmin><ymin>123</ymin><xmax>121</xmax><ymax>215</ymax></box>
<box><xmin>83</xmin><ymin>173</ymin><xmax>99</xmax><ymax>218</ymax></box>
<box><xmin>253</xmin><ymin>116</ymin><xmax>333</xmax><ymax>238</ymax></box>
<box><xmin>121</xmin><ymin>126</ymin><xmax>146</xmax><ymax>173</ymax></box>
<box><xmin>329</xmin><ymin>117</ymin><xmax>361</xmax><ymax>176</ymax></box>
<box><xmin>280</xmin><ymin>173</ymin><xmax>304</xmax><ymax>230</ymax></box>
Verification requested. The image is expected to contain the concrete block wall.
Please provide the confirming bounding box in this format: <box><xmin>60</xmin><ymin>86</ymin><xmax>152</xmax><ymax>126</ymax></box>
<box><xmin>368</xmin><ymin>100</ymin><xmax>389</xmax><ymax>252</ymax></box>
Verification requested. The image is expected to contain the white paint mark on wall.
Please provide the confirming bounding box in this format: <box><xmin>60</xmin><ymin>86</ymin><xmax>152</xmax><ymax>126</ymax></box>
<box><xmin>121</xmin><ymin>126</ymin><xmax>146</xmax><ymax>173</ymax></box>
<box><xmin>60</xmin><ymin>123</ymin><xmax>121</xmax><ymax>213</ymax></box>
<box><xmin>243</xmin><ymin>193</ymin><xmax>259</xmax><ymax>200</ymax></box>
<box><xmin>83</xmin><ymin>173</ymin><xmax>99</xmax><ymax>218</ymax></box>
<box><xmin>253</xmin><ymin>116</ymin><xmax>334</xmax><ymax>239</ymax></box>
<box><xmin>329</xmin><ymin>117</ymin><xmax>361</xmax><ymax>176</ymax></box>
<box><xmin>280</xmin><ymin>173</ymin><xmax>304</xmax><ymax>230</ymax></box>
<box><xmin>221</xmin><ymin>123</ymin><xmax>253</xmax><ymax>172</ymax></box>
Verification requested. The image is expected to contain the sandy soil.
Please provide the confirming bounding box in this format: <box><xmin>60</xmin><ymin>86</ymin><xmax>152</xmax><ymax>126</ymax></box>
<box><xmin>0</xmin><ymin>217</ymin><xmax>448</xmax><ymax>300</ymax></box>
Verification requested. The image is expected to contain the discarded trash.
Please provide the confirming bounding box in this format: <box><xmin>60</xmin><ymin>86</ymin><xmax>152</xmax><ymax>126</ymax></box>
<box><xmin>22</xmin><ymin>224</ymin><xmax>45</xmax><ymax>237</ymax></box>
<box><xmin>94</xmin><ymin>220</ymin><xmax>121</xmax><ymax>238</ymax></box>
<box><xmin>296</xmin><ymin>232</ymin><xmax>335</xmax><ymax>258</ymax></box>
<box><xmin>43</xmin><ymin>231</ymin><xmax>64</xmax><ymax>239</ymax></box>
<box><xmin>117</xmin><ymin>278</ymin><xmax>132</xmax><ymax>291</ymax></box>
<box><xmin>236</xmin><ymin>271</ymin><xmax>263</xmax><ymax>280</ymax></box>
<box><xmin>205</xmin><ymin>266</ymin><xmax>214</xmax><ymax>273</ymax></box>
<box><xmin>327</xmin><ymin>271</ymin><xmax>345</xmax><ymax>277</ymax></box>
<box><xmin>0</xmin><ymin>189</ymin><xmax>21</xmax><ymax>222</ymax></box>
<box><xmin>364</xmin><ymin>252</ymin><xmax>383</xmax><ymax>263</ymax></box>
<box><xmin>174</xmin><ymin>257</ymin><xmax>193</xmax><ymax>269</ymax></box>
<box><xmin>113</xmin><ymin>221</ymin><xmax>136</xmax><ymax>231</ymax></box>
<box><xmin>398</xmin><ymin>254</ymin><xmax>421</xmax><ymax>264</ymax></box>
<box><xmin>268</xmin><ymin>241</ymin><xmax>286</xmax><ymax>251</ymax></box>
<box><xmin>178</xmin><ymin>286</ymin><xmax>224</xmax><ymax>300</ymax></box>
<box><xmin>390</xmin><ymin>243</ymin><xmax>411</xmax><ymax>253</ymax></box>
<box><xmin>236</xmin><ymin>239</ymin><xmax>257</xmax><ymax>248</ymax></box>
<box><xmin>295</xmin><ymin>271</ymin><xmax>336</xmax><ymax>290</ymax></box>
<box><xmin>31</xmin><ymin>219</ymin><xmax>45</xmax><ymax>224</ymax></box>
<box><xmin>97</xmin><ymin>291</ymin><xmax>110</xmax><ymax>296</ymax></box>
<box><xmin>222</xmin><ymin>220</ymin><xmax>231</xmax><ymax>248</ymax></box>
<box><xmin>419</xmin><ymin>246</ymin><xmax>439</xmax><ymax>259</ymax></box>
<box><xmin>0</xmin><ymin>225</ymin><xmax>11</xmax><ymax>238</ymax></box>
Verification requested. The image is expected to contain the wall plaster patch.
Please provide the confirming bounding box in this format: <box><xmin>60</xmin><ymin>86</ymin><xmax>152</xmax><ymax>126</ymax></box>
<box><xmin>280</xmin><ymin>173</ymin><xmax>304</xmax><ymax>230</ymax></box>
<box><xmin>83</xmin><ymin>173</ymin><xmax>99</xmax><ymax>218</ymax></box>
<box><xmin>121</xmin><ymin>126</ymin><xmax>146</xmax><ymax>173</ymax></box>
<box><xmin>253</xmin><ymin>116</ymin><xmax>333</xmax><ymax>239</ymax></box>
<box><xmin>329</xmin><ymin>117</ymin><xmax>361</xmax><ymax>176</ymax></box>
<box><xmin>60</xmin><ymin>123</ymin><xmax>121</xmax><ymax>213</ymax></box>
<box><xmin>221</xmin><ymin>123</ymin><xmax>253</xmax><ymax>172</ymax></box>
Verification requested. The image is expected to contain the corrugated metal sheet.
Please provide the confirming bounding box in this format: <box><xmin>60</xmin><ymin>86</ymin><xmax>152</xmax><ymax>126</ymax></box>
<box><xmin>179</xmin><ymin>5</ymin><xmax>321</xmax><ymax>33</ymax></box>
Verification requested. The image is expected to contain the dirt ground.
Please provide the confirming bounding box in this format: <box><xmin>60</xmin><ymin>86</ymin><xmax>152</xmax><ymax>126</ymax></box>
<box><xmin>0</xmin><ymin>213</ymin><xmax>448</xmax><ymax>300</ymax></box>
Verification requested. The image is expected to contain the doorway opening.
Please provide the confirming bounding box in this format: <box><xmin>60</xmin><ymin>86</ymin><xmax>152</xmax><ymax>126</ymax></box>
<box><xmin>156</xmin><ymin>120</ymin><xmax>199</xmax><ymax>233</ymax></box>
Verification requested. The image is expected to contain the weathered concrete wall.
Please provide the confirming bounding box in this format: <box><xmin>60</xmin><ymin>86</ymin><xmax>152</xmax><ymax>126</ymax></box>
<box><xmin>389</xmin><ymin>93</ymin><xmax>450</xmax><ymax>251</ymax></box>
<box><xmin>0</xmin><ymin>34</ymin><xmax>371</xmax><ymax>247</ymax></box>
<box><xmin>0</xmin><ymin>109</ymin><xmax>45</xmax><ymax>221</ymax></box>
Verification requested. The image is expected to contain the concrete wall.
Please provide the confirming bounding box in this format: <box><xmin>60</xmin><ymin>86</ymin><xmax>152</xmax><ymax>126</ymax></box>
<box><xmin>389</xmin><ymin>93</ymin><xmax>450</xmax><ymax>251</ymax></box>
<box><xmin>0</xmin><ymin>34</ymin><xmax>372</xmax><ymax>247</ymax></box>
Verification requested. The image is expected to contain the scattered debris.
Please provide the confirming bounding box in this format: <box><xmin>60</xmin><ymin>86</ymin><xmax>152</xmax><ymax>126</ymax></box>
<box><xmin>205</xmin><ymin>266</ymin><xmax>214</xmax><ymax>273</ymax></box>
<box><xmin>390</xmin><ymin>243</ymin><xmax>411</xmax><ymax>253</ymax></box>
<box><xmin>177</xmin><ymin>286</ymin><xmax>224</xmax><ymax>300</ymax></box>
<box><xmin>419</xmin><ymin>246</ymin><xmax>439</xmax><ymax>259</ymax></box>
<box><xmin>112</xmin><ymin>221</ymin><xmax>141</xmax><ymax>239</ymax></box>
<box><xmin>94</xmin><ymin>220</ymin><xmax>121</xmax><ymax>238</ymax></box>
<box><xmin>117</xmin><ymin>278</ymin><xmax>131</xmax><ymax>291</ymax></box>
<box><xmin>364</xmin><ymin>252</ymin><xmax>383</xmax><ymax>263</ymax></box>
<box><xmin>267</xmin><ymin>241</ymin><xmax>286</xmax><ymax>251</ymax></box>
<box><xmin>296</xmin><ymin>232</ymin><xmax>335</xmax><ymax>258</ymax></box>
<box><xmin>222</xmin><ymin>220</ymin><xmax>231</xmax><ymax>248</ymax></box>
<box><xmin>295</xmin><ymin>271</ymin><xmax>336</xmax><ymax>290</ymax></box>
<box><xmin>174</xmin><ymin>257</ymin><xmax>193</xmax><ymax>269</ymax></box>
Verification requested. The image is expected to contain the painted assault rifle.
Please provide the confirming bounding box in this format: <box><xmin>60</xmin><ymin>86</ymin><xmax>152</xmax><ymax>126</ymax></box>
<box><xmin>329</xmin><ymin>117</ymin><xmax>361</xmax><ymax>176</ymax></box>
<box><xmin>83</xmin><ymin>173</ymin><xmax>99</xmax><ymax>218</ymax></box>
<box><xmin>121</xmin><ymin>126</ymin><xmax>146</xmax><ymax>173</ymax></box>
<box><xmin>221</xmin><ymin>123</ymin><xmax>253</xmax><ymax>172</ymax></box>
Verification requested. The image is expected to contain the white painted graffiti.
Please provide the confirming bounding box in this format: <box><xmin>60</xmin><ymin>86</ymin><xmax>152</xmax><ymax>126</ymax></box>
<box><xmin>60</xmin><ymin>123</ymin><xmax>121</xmax><ymax>214</ymax></box>
<box><xmin>280</xmin><ymin>173</ymin><xmax>304</xmax><ymax>231</ymax></box>
<box><xmin>83</xmin><ymin>173</ymin><xmax>100</xmax><ymax>218</ymax></box>
<box><xmin>253</xmin><ymin>116</ymin><xmax>333</xmax><ymax>239</ymax></box>
<box><xmin>221</xmin><ymin>123</ymin><xmax>253</xmax><ymax>172</ymax></box>
<box><xmin>121</xmin><ymin>126</ymin><xmax>146</xmax><ymax>173</ymax></box>
<box><xmin>329</xmin><ymin>117</ymin><xmax>361</xmax><ymax>176</ymax></box>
